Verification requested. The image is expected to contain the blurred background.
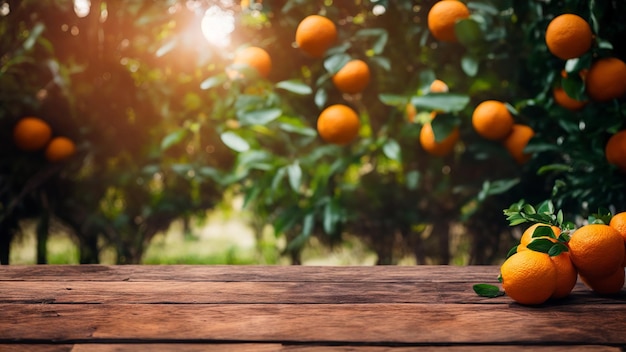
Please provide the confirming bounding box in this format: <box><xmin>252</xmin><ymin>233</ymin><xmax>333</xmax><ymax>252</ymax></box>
<box><xmin>2</xmin><ymin>0</ymin><xmax>625</xmax><ymax>265</ymax></box>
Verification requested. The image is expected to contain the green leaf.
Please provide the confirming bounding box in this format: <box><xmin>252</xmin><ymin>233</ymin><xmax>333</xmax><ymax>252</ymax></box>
<box><xmin>324</xmin><ymin>54</ymin><xmax>351</xmax><ymax>75</ymax></box>
<box><xmin>287</xmin><ymin>162</ymin><xmax>302</xmax><ymax>192</ymax></box>
<box><xmin>379</xmin><ymin>94</ymin><xmax>408</xmax><ymax>107</ymax></box>
<box><xmin>548</xmin><ymin>243</ymin><xmax>569</xmax><ymax>256</ymax></box>
<box><xmin>505</xmin><ymin>245</ymin><xmax>518</xmax><ymax>259</ymax></box>
<box><xmin>537</xmin><ymin>163</ymin><xmax>572</xmax><ymax>175</ymax></box>
<box><xmin>522</xmin><ymin>204</ymin><xmax>536</xmax><ymax>214</ymax></box>
<box><xmin>156</xmin><ymin>38</ymin><xmax>177</xmax><ymax>57</ymax></box>
<box><xmin>200</xmin><ymin>75</ymin><xmax>227</xmax><ymax>90</ymax></box>
<box><xmin>23</xmin><ymin>22</ymin><xmax>45</xmax><ymax>51</ymax></box>
<box><xmin>532</xmin><ymin>226</ymin><xmax>556</xmax><ymax>239</ymax></box>
<box><xmin>238</xmin><ymin>108</ymin><xmax>282</xmax><ymax>126</ymax></box>
<box><xmin>278</xmin><ymin>123</ymin><xmax>317</xmax><ymax>137</ymax></box>
<box><xmin>382</xmin><ymin>139</ymin><xmax>401</xmax><ymax>161</ymax></box>
<box><xmin>160</xmin><ymin>129</ymin><xmax>187</xmax><ymax>151</ymax></box>
<box><xmin>431</xmin><ymin>114</ymin><xmax>458</xmax><ymax>142</ymax></box>
<box><xmin>323</xmin><ymin>198</ymin><xmax>341</xmax><ymax>235</ymax></box>
<box><xmin>315</xmin><ymin>89</ymin><xmax>328</xmax><ymax>109</ymax></box>
<box><xmin>405</xmin><ymin>170</ymin><xmax>420</xmax><ymax>190</ymax></box>
<box><xmin>355</xmin><ymin>28</ymin><xmax>389</xmax><ymax>55</ymax></box>
<box><xmin>220</xmin><ymin>131</ymin><xmax>250</xmax><ymax>152</ymax></box>
<box><xmin>472</xmin><ymin>284</ymin><xmax>504</xmax><ymax>298</ymax></box>
<box><xmin>536</xmin><ymin>200</ymin><xmax>555</xmax><ymax>215</ymax></box>
<box><xmin>410</xmin><ymin>93</ymin><xmax>470</xmax><ymax>113</ymax></box>
<box><xmin>526</xmin><ymin>238</ymin><xmax>556</xmax><ymax>254</ymax></box>
<box><xmin>461</xmin><ymin>54</ymin><xmax>479</xmax><ymax>77</ymax></box>
<box><xmin>276</xmin><ymin>80</ymin><xmax>312</xmax><ymax>95</ymax></box>
<box><xmin>369</xmin><ymin>56</ymin><xmax>391</xmax><ymax>71</ymax></box>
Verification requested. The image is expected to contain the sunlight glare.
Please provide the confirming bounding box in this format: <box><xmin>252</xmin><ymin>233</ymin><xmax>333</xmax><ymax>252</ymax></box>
<box><xmin>201</xmin><ymin>5</ymin><xmax>235</xmax><ymax>47</ymax></box>
<box><xmin>73</xmin><ymin>0</ymin><xmax>91</xmax><ymax>18</ymax></box>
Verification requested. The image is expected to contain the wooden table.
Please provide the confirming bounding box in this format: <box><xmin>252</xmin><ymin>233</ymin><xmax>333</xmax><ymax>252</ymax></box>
<box><xmin>0</xmin><ymin>265</ymin><xmax>624</xmax><ymax>351</ymax></box>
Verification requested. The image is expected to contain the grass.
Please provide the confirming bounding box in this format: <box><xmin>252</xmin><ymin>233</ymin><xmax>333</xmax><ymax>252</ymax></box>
<box><xmin>9</xmin><ymin>206</ymin><xmax>380</xmax><ymax>265</ymax></box>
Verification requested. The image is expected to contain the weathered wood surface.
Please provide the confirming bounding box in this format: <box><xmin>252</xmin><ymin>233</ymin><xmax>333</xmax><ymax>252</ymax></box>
<box><xmin>0</xmin><ymin>265</ymin><xmax>625</xmax><ymax>352</ymax></box>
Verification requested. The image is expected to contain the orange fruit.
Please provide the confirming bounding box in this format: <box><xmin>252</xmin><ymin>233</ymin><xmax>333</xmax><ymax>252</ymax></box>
<box><xmin>427</xmin><ymin>0</ymin><xmax>470</xmax><ymax>43</ymax></box>
<box><xmin>419</xmin><ymin>114</ymin><xmax>459</xmax><ymax>157</ymax></box>
<box><xmin>317</xmin><ymin>104</ymin><xmax>360</xmax><ymax>145</ymax></box>
<box><xmin>295</xmin><ymin>15</ymin><xmax>337</xmax><ymax>58</ymax></box>
<box><xmin>13</xmin><ymin>117</ymin><xmax>52</xmax><ymax>151</ymax></box>
<box><xmin>44</xmin><ymin>136</ymin><xmax>76</xmax><ymax>162</ymax></box>
<box><xmin>332</xmin><ymin>59</ymin><xmax>371</xmax><ymax>94</ymax></box>
<box><xmin>545</xmin><ymin>14</ymin><xmax>593</xmax><ymax>60</ymax></box>
<box><xmin>605</xmin><ymin>130</ymin><xmax>626</xmax><ymax>172</ymax></box>
<box><xmin>580</xmin><ymin>267</ymin><xmax>625</xmax><ymax>295</ymax></box>
<box><xmin>429</xmin><ymin>79</ymin><xmax>449</xmax><ymax>93</ymax></box>
<box><xmin>609</xmin><ymin>212</ymin><xmax>626</xmax><ymax>243</ymax></box>
<box><xmin>503</xmin><ymin>124</ymin><xmax>534</xmax><ymax>164</ymax></box>
<box><xmin>553</xmin><ymin>87</ymin><xmax>586</xmax><ymax>111</ymax></box>
<box><xmin>585</xmin><ymin>57</ymin><xmax>626</xmax><ymax>102</ymax></box>
<box><xmin>568</xmin><ymin>224</ymin><xmax>626</xmax><ymax>278</ymax></box>
<box><xmin>550</xmin><ymin>252</ymin><xmax>579</xmax><ymax>299</ymax></box>
<box><xmin>500</xmin><ymin>250</ymin><xmax>557</xmax><ymax>305</ymax></box>
<box><xmin>472</xmin><ymin>100</ymin><xmax>514</xmax><ymax>141</ymax></box>
<box><xmin>405</xmin><ymin>103</ymin><xmax>416</xmax><ymax>123</ymax></box>
<box><xmin>233</xmin><ymin>46</ymin><xmax>272</xmax><ymax>78</ymax></box>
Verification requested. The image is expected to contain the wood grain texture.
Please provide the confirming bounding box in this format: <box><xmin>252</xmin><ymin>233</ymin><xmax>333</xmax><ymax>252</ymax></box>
<box><xmin>1</xmin><ymin>265</ymin><xmax>624</xmax><ymax>350</ymax></box>
<box><xmin>1</xmin><ymin>303</ymin><xmax>625</xmax><ymax>344</ymax></box>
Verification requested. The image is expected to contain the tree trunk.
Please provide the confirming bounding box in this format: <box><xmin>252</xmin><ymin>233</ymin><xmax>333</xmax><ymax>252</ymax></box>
<box><xmin>36</xmin><ymin>209</ymin><xmax>50</xmax><ymax>265</ymax></box>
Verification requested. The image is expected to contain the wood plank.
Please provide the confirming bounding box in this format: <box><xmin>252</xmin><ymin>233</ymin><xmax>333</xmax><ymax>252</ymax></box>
<box><xmin>0</xmin><ymin>345</ymin><xmax>621</xmax><ymax>352</ymax></box>
<box><xmin>0</xmin><ymin>280</ymin><xmax>621</xmax><ymax>305</ymax></box>
<box><xmin>0</xmin><ymin>265</ymin><xmax>502</xmax><ymax>283</ymax></box>
<box><xmin>0</xmin><ymin>345</ymin><xmax>620</xmax><ymax>352</ymax></box>
<box><xmin>1</xmin><ymin>303</ymin><xmax>625</xmax><ymax>345</ymax></box>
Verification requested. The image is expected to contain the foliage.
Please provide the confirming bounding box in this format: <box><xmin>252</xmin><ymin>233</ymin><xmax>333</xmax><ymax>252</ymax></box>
<box><xmin>1</xmin><ymin>0</ymin><xmax>626</xmax><ymax>265</ymax></box>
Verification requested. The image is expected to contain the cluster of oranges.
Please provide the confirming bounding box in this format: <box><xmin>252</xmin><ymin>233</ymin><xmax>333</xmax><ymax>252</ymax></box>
<box><xmin>12</xmin><ymin>117</ymin><xmax>76</xmax><ymax>162</ymax></box>
<box><xmin>543</xmin><ymin>13</ymin><xmax>626</xmax><ymax>171</ymax></box>
<box><xmin>231</xmin><ymin>15</ymin><xmax>370</xmax><ymax>146</ymax></box>
<box><xmin>500</xmin><ymin>214</ymin><xmax>626</xmax><ymax>305</ymax></box>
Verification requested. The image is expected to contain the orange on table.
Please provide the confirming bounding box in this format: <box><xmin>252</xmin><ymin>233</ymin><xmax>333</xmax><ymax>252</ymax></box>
<box><xmin>553</xmin><ymin>87</ymin><xmax>586</xmax><ymax>111</ymax></box>
<box><xmin>233</xmin><ymin>46</ymin><xmax>272</xmax><ymax>78</ymax></box>
<box><xmin>568</xmin><ymin>224</ymin><xmax>625</xmax><ymax>278</ymax></box>
<box><xmin>295</xmin><ymin>15</ymin><xmax>337</xmax><ymax>58</ymax></box>
<box><xmin>609</xmin><ymin>212</ymin><xmax>626</xmax><ymax>243</ymax></box>
<box><xmin>13</xmin><ymin>117</ymin><xmax>52</xmax><ymax>151</ymax></box>
<box><xmin>605</xmin><ymin>130</ymin><xmax>626</xmax><ymax>172</ymax></box>
<box><xmin>545</xmin><ymin>14</ymin><xmax>593</xmax><ymax>60</ymax></box>
<box><xmin>585</xmin><ymin>57</ymin><xmax>626</xmax><ymax>102</ymax></box>
<box><xmin>503</xmin><ymin>124</ymin><xmax>534</xmax><ymax>164</ymax></box>
<box><xmin>419</xmin><ymin>113</ymin><xmax>459</xmax><ymax>157</ymax></box>
<box><xmin>471</xmin><ymin>100</ymin><xmax>514</xmax><ymax>141</ymax></box>
<box><xmin>317</xmin><ymin>104</ymin><xmax>360</xmax><ymax>145</ymax></box>
<box><xmin>332</xmin><ymin>59</ymin><xmax>370</xmax><ymax>95</ymax></box>
<box><xmin>550</xmin><ymin>252</ymin><xmax>579</xmax><ymax>299</ymax></box>
<box><xmin>44</xmin><ymin>136</ymin><xmax>76</xmax><ymax>162</ymax></box>
<box><xmin>500</xmin><ymin>250</ymin><xmax>557</xmax><ymax>305</ymax></box>
<box><xmin>427</xmin><ymin>0</ymin><xmax>470</xmax><ymax>43</ymax></box>
<box><xmin>580</xmin><ymin>267</ymin><xmax>625</xmax><ymax>295</ymax></box>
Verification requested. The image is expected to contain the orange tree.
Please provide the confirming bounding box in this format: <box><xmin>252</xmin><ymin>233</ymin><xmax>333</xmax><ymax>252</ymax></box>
<box><xmin>3</xmin><ymin>0</ymin><xmax>626</xmax><ymax>265</ymax></box>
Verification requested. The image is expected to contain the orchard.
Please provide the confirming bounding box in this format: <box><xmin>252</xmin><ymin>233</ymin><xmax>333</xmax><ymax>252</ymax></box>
<box><xmin>1</xmin><ymin>0</ymin><xmax>626</xmax><ymax>266</ymax></box>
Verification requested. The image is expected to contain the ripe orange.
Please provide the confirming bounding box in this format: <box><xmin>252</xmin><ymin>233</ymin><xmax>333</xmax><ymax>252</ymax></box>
<box><xmin>545</xmin><ymin>14</ymin><xmax>593</xmax><ymax>60</ymax></box>
<box><xmin>605</xmin><ymin>130</ymin><xmax>626</xmax><ymax>172</ymax></box>
<box><xmin>295</xmin><ymin>15</ymin><xmax>337</xmax><ymax>58</ymax></box>
<box><xmin>332</xmin><ymin>59</ymin><xmax>370</xmax><ymax>94</ymax></box>
<box><xmin>419</xmin><ymin>114</ymin><xmax>459</xmax><ymax>157</ymax></box>
<box><xmin>317</xmin><ymin>104</ymin><xmax>360</xmax><ymax>145</ymax></box>
<box><xmin>233</xmin><ymin>46</ymin><xmax>272</xmax><ymax>78</ymax></box>
<box><xmin>609</xmin><ymin>212</ymin><xmax>626</xmax><ymax>243</ymax></box>
<box><xmin>13</xmin><ymin>117</ymin><xmax>52</xmax><ymax>151</ymax></box>
<box><xmin>472</xmin><ymin>100</ymin><xmax>514</xmax><ymax>141</ymax></box>
<box><xmin>568</xmin><ymin>224</ymin><xmax>625</xmax><ymax>278</ymax></box>
<box><xmin>550</xmin><ymin>252</ymin><xmax>579</xmax><ymax>299</ymax></box>
<box><xmin>500</xmin><ymin>250</ymin><xmax>557</xmax><ymax>305</ymax></box>
<box><xmin>503</xmin><ymin>124</ymin><xmax>534</xmax><ymax>164</ymax></box>
<box><xmin>44</xmin><ymin>136</ymin><xmax>76</xmax><ymax>162</ymax></box>
<box><xmin>553</xmin><ymin>87</ymin><xmax>587</xmax><ymax>111</ymax></box>
<box><xmin>580</xmin><ymin>267</ymin><xmax>625</xmax><ymax>295</ymax></box>
<box><xmin>429</xmin><ymin>79</ymin><xmax>449</xmax><ymax>93</ymax></box>
<box><xmin>427</xmin><ymin>0</ymin><xmax>470</xmax><ymax>43</ymax></box>
<box><xmin>585</xmin><ymin>57</ymin><xmax>626</xmax><ymax>102</ymax></box>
